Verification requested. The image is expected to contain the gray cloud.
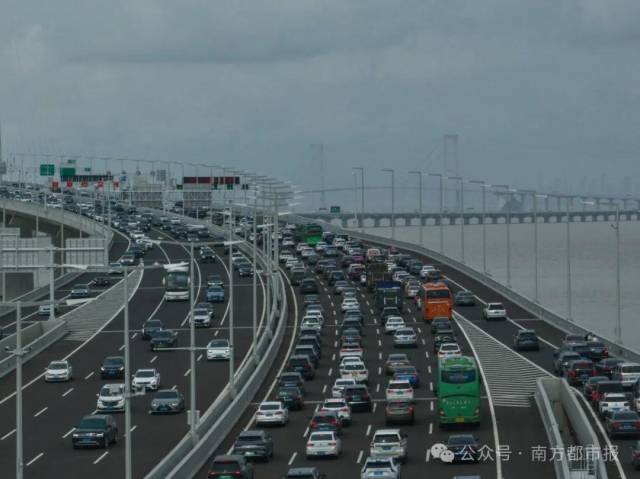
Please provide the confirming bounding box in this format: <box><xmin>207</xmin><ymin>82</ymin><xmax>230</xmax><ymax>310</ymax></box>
<box><xmin>1</xmin><ymin>0</ymin><xmax>639</xmax><ymax>209</ymax></box>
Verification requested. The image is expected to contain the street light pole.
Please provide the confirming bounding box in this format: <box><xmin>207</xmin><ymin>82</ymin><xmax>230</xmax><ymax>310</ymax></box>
<box><xmin>228</xmin><ymin>205</ymin><xmax>236</xmax><ymax>397</ymax></box>
<box><xmin>565</xmin><ymin>195</ymin><xmax>573</xmax><ymax>321</ymax></box>
<box><xmin>189</xmin><ymin>241</ymin><xmax>198</xmax><ymax>442</ymax></box>
<box><xmin>614</xmin><ymin>203</ymin><xmax>622</xmax><ymax>346</ymax></box>
<box><xmin>428</xmin><ymin>173</ymin><xmax>444</xmax><ymax>254</ymax></box>
<box><xmin>123</xmin><ymin>266</ymin><xmax>132</xmax><ymax>479</ymax></box>
<box><xmin>382</xmin><ymin>169</ymin><xmax>395</xmax><ymax>240</ymax></box>
<box><xmin>470</xmin><ymin>180</ymin><xmax>488</xmax><ymax>273</ymax></box>
<box><xmin>352</xmin><ymin>167</ymin><xmax>364</xmax><ymax>232</ymax></box>
<box><xmin>493</xmin><ymin>185</ymin><xmax>512</xmax><ymax>288</ymax></box>
<box><xmin>15</xmin><ymin>301</ymin><xmax>24</xmax><ymax>479</ymax></box>
<box><xmin>409</xmin><ymin>171</ymin><xmax>423</xmax><ymax>247</ymax></box>
<box><xmin>450</xmin><ymin>177</ymin><xmax>465</xmax><ymax>262</ymax></box>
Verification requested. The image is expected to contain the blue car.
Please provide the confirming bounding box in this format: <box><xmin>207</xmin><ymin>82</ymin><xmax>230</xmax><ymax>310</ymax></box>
<box><xmin>206</xmin><ymin>286</ymin><xmax>225</xmax><ymax>303</ymax></box>
<box><xmin>393</xmin><ymin>365</ymin><xmax>420</xmax><ymax>388</ymax></box>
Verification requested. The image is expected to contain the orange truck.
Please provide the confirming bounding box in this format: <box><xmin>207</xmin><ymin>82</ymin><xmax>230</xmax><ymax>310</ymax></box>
<box><xmin>421</xmin><ymin>282</ymin><xmax>453</xmax><ymax>322</ymax></box>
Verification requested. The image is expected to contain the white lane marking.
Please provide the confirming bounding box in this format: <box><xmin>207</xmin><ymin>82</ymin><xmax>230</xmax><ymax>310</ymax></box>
<box><xmin>322</xmin><ymin>385</ymin><xmax>327</xmax><ymax>394</ymax></box>
<box><xmin>62</xmin><ymin>427</ymin><xmax>75</xmax><ymax>439</ymax></box>
<box><xmin>377</xmin><ymin>367</ymin><xmax>382</xmax><ymax>375</ymax></box>
<box><xmin>214</xmin><ymin>330</ymin><xmax>220</xmax><ymax>336</ymax></box>
<box><xmin>333</xmin><ymin>310</ymin><xmax>337</xmax><ymax>316</ymax></box>
<box><xmin>171</xmin><ymin>385</ymin><xmax>177</xmax><ymax>390</ymax></box>
<box><xmin>369</xmin><ymin>309</ymin><xmax>374</xmax><ymax>315</ymax></box>
<box><xmin>331</xmin><ymin>353</ymin><xmax>336</xmax><ymax>361</ymax></box>
<box><xmin>365</xmin><ymin>424</ymin><xmax>372</xmax><ymax>436</ymax></box>
<box><xmin>356</xmin><ymin>450</ymin><xmax>364</xmax><ymax>463</ymax></box>
<box><xmin>84</xmin><ymin>372</ymin><xmax>94</xmax><ymax>380</ymax></box>
<box><xmin>62</xmin><ymin>387</ymin><xmax>74</xmax><ymax>397</ymax></box>
<box><xmin>421</xmin><ymin>338</ymin><xmax>426</xmax><ymax>345</ymax></box>
<box><xmin>288</xmin><ymin>452</ymin><xmax>297</xmax><ymax>466</ymax></box>
<box><xmin>425</xmin><ymin>449</ymin><xmax>431</xmax><ymax>462</ymax></box>
<box><xmin>197</xmin><ymin>354</ymin><xmax>203</xmax><ymax>362</ymax></box>
<box><xmin>372</xmin><ymin>402</ymin><xmax>377</xmax><ymax>413</ymax></box>
<box><xmin>376</xmin><ymin>328</ymin><xmax>380</xmax><ymax>336</ymax></box>
<box><xmin>1</xmin><ymin>429</ymin><xmax>16</xmax><ymax>440</ymax></box>
<box><xmin>430</xmin><ymin>400</ymin><xmax>434</xmax><ymax>412</ymax></box>
<box><xmin>334</xmin><ymin>341</ymin><xmax>338</xmax><ymax>348</ymax></box>
<box><xmin>93</xmin><ymin>451</ymin><xmax>109</xmax><ymax>465</ymax></box>
<box><xmin>417</xmin><ymin>327</ymin><xmax>422</xmax><ymax>334</ymax></box>
<box><xmin>377</xmin><ymin>339</ymin><xmax>382</xmax><ymax>347</ymax></box>
<box><xmin>429</xmin><ymin>422</ymin><xmax>434</xmax><ymax>435</ymax></box>
<box><xmin>118</xmin><ymin>344</ymin><xmax>125</xmax><ymax>351</ymax></box>
<box><xmin>183</xmin><ymin>369</ymin><xmax>191</xmax><ymax>377</ymax></box>
<box><xmin>180</xmin><ymin>316</ymin><xmax>189</xmax><ymax>327</ymax></box>
<box><xmin>328</xmin><ymin>368</ymin><xmax>333</xmax><ymax>377</ymax></box>
<box><xmin>425</xmin><ymin>351</ymin><xmax>429</xmax><ymax>359</ymax></box>
<box><xmin>124</xmin><ymin>424</ymin><xmax>138</xmax><ymax>437</ymax></box>
<box><xmin>131</xmin><ymin>333</ymin><xmax>138</xmax><ymax>339</ymax></box>
<box><xmin>150</xmin><ymin>355</ymin><xmax>157</xmax><ymax>363</ymax></box>
<box><xmin>26</xmin><ymin>452</ymin><xmax>44</xmax><ymax>466</ymax></box>
<box><xmin>303</xmin><ymin>427</ymin><xmax>309</xmax><ymax>438</ymax></box>
<box><xmin>378</xmin><ymin>352</ymin><xmax>382</xmax><ymax>360</ymax></box>
<box><xmin>375</xmin><ymin>383</ymin><xmax>380</xmax><ymax>393</ymax></box>
<box><xmin>427</xmin><ymin>365</ymin><xmax>432</xmax><ymax>374</ymax></box>
<box><xmin>429</xmin><ymin>382</ymin><xmax>433</xmax><ymax>392</ymax></box>
<box><xmin>34</xmin><ymin>406</ymin><xmax>48</xmax><ymax>417</ymax></box>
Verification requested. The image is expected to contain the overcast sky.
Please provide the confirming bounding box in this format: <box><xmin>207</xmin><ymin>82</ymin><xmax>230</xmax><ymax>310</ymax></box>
<box><xmin>1</xmin><ymin>0</ymin><xmax>639</xmax><ymax>204</ymax></box>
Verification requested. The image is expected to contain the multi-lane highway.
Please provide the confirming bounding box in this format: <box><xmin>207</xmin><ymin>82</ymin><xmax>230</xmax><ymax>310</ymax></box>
<box><xmin>0</xmin><ymin>215</ymin><xmax>266</xmax><ymax>478</ymax></box>
<box><xmin>196</xmin><ymin>231</ymin><xmax>629</xmax><ymax>478</ymax></box>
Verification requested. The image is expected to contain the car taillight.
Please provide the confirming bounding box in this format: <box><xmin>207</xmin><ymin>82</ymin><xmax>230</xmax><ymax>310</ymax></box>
<box><xmin>409</xmin><ymin>405</ymin><xmax>415</xmax><ymax>411</ymax></box>
<box><xmin>362</xmin><ymin>395</ymin><xmax>369</xmax><ymax>401</ymax></box>
<box><xmin>328</xmin><ymin>442</ymin><xmax>336</xmax><ymax>446</ymax></box>
<box><xmin>569</xmin><ymin>370</ymin><xmax>576</xmax><ymax>377</ymax></box>
<box><xmin>310</xmin><ymin>420</ymin><xmax>317</xmax><ymax>428</ymax></box>
<box><xmin>613</xmin><ymin>422</ymin><xmax>621</xmax><ymax>429</ymax></box>
<box><xmin>341</xmin><ymin>407</ymin><xmax>349</xmax><ymax>411</ymax></box>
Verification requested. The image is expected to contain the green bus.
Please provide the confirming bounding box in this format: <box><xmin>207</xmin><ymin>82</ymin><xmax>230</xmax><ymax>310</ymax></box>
<box><xmin>437</xmin><ymin>356</ymin><xmax>481</xmax><ymax>426</ymax></box>
<box><xmin>302</xmin><ymin>224</ymin><xmax>323</xmax><ymax>246</ymax></box>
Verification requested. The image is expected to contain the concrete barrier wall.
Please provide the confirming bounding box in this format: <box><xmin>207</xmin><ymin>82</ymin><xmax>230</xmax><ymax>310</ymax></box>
<box><xmin>0</xmin><ymin>319</ymin><xmax>68</xmax><ymax>378</ymax></box>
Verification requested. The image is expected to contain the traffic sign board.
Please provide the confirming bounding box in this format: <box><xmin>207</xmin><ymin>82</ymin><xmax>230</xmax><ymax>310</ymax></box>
<box><xmin>40</xmin><ymin>164</ymin><xmax>55</xmax><ymax>176</ymax></box>
<box><xmin>60</xmin><ymin>167</ymin><xmax>76</xmax><ymax>179</ymax></box>
<box><xmin>330</xmin><ymin>206</ymin><xmax>341</xmax><ymax>214</ymax></box>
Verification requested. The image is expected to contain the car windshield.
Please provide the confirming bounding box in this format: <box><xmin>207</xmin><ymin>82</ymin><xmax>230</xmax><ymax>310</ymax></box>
<box><xmin>279</xmin><ymin>387</ymin><xmax>299</xmax><ymax>395</ymax></box>
<box><xmin>442</xmin><ymin>370</ymin><xmax>476</xmax><ymax>384</ymax></box>
<box><xmin>365</xmin><ymin>460</ymin><xmax>393</xmax><ymax>469</ymax></box>
<box><xmin>155</xmin><ymin>391</ymin><xmax>178</xmax><ymax>399</ymax></box>
<box><xmin>100</xmin><ymin>386</ymin><xmax>121</xmax><ymax>396</ymax></box>
<box><xmin>310</xmin><ymin>433</ymin><xmax>333</xmax><ymax>441</ymax></box>
<box><xmin>441</xmin><ymin>344</ymin><xmax>459</xmax><ymax>351</ymax></box>
<box><xmin>613</xmin><ymin>412</ymin><xmax>638</xmax><ymax>420</ymax></box>
<box><xmin>623</xmin><ymin>365</ymin><xmax>640</xmax><ymax>373</ymax></box>
<box><xmin>489</xmin><ymin>304</ymin><xmax>504</xmax><ymax>310</ymax></box>
<box><xmin>210</xmin><ymin>461</ymin><xmax>241</xmax><ymax>473</ymax></box>
<box><xmin>78</xmin><ymin>418</ymin><xmax>106</xmax><ymax>429</ymax></box>
<box><xmin>208</xmin><ymin>286</ymin><xmax>223</xmax><ymax>293</ymax></box>
<box><xmin>260</xmin><ymin>404</ymin><xmax>280</xmax><ymax>411</ymax></box>
<box><xmin>519</xmin><ymin>332</ymin><xmax>537</xmax><ymax>340</ymax></box>
<box><xmin>154</xmin><ymin>331</ymin><xmax>173</xmax><ymax>339</ymax></box>
<box><xmin>104</xmin><ymin>358</ymin><xmax>123</xmax><ymax>365</ymax></box>
<box><xmin>194</xmin><ymin>309</ymin><xmax>208</xmax><ymax>315</ymax></box>
<box><xmin>209</xmin><ymin>340</ymin><xmax>229</xmax><ymax>348</ymax></box>
<box><xmin>448</xmin><ymin>435</ymin><xmax>475</xmax><ymax>446</ymax></box>
<box><xmin>374</xmin><ymin>434</ymin><xmax>400</xmax><ymax>444</ymax></box>
<box><xmin>237</xmin><ymin>434</ymin><xmax>263</xmax><ymax>443</ymax></box>
<box><xmin>136</xmin><ymin>370</ymin><xmax>155</xmax><ymax>377</ymax></box>
<box><xmin>395</xmin><ymin>367</ymin><xmax>416</xmax><ymax>375</ymax></box>
<box><xmin>49</xmin><ymin>362</ymin><xmax>67</xmax><ymax>370</ymax></box>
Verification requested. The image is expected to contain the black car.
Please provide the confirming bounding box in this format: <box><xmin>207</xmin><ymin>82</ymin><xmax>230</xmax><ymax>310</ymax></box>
<box><xmin>299</xmin><ymin>279</ymin><xmax>318</xmax><ymax>295</ymax></box>
<box><xmin>446</xmin><ymin>434</ymin><xmax>480</xmax><ymax>462</ymax></box>
<box><xmin>430</xmin><ymin>316</ymin><xmax>451</xmax><ymax>334</ymax></box>
<box><xmin>595</xmin><ymin>358</ymin><xmax>624</xmax><ymax>379</ymax></box>
<box><xmin>293</xmin><ymin>345</ymin><xmax>319</xmax><ymax>369</ymax></box>
<box><xmin>72</xmin><ymin>415</ymin><xmax>118</xmax><ymax>449</ymax></box>
<box><xmin>454</xmin><ymin>290</ymin><xmax>476</xmax><ymax>306</ymax></box>
<box><xmin>343</xmin><ymin>385</ymin><xmax>372</xmax><ymax>412</ymax></box>
<box><xmin>276</xmin><ymin>386</ymin><xmax>305</xmax><ymax>410</ymax></box>
<box><xmin>232</xmin><ymin>430</ymin><xmax>274</xmax><ymax>461</ymax></box>
<box><xmin>238</xmin><ymin>264</ymin><xmax>254</xmax><ymax>277</ymax></box>
<box><xmin>208</xmin><ymin>455</ymin><xmax>254</xmax><ymax>478</ymax></box>
<box><xmin>584</xmin><ymin>341</ymin><xmax>609</xmax><ymax>361</ymax></box>
<box><xmin>514</xmin><ymin>330</ymin><xmax>540</xmax><ymax>351</ymax></box>
<box><xmin>279</xmin><ymin>372</ymin><xmax>306</xmax><ymax>394</ymax></box>
<box><xmin>141</xmin><ymin>319</ymin><xmax>163</xmax><ymax>340</ymax></box>
<box><xmin>100</xmin><ymin>356</ymin><xmax>125</xmax><ymax>379</ymax></box>
<box><xmin>327</xmin><ymin>270</ymin><xmax>346</xmax><ymax>286</ymax></box>
<box><xmin>150</xmin><ymin>329</ymin><xmax>178</xmax><ymax>351</ymax></box>
<box><xmin>91</xmin><ymin>277</ymin><xmax>111</xmax><ymax>287</ymax></box>
<box><xmin>297</xmin><ymin>336</ymin><xmax>322</xmax><ymax>358</ymax></box>
<box><xmin>200</xmin><ymin>247</ymin><xmax>216</xmax><ymax>263</ymax></box>
<box><xmin>286</xmin><ymin>355</ymin><xmax>314</xmax><ymax>379</ymax></box>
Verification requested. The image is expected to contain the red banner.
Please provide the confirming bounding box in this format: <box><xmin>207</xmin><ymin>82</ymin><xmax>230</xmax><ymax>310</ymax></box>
<box><xmin>52</xmin><ymin>181</ymin><xmax>59</xmax><ymax>189</ymax></box>
<box><xmin>96</xmin><ymin>180</ymin><xmax>104</xmax><ymax>188</ymax></box>
<box><xmin>66</xmin><ymin>180</ymin><xmax>73</xmax><ymax>188</ymax></box>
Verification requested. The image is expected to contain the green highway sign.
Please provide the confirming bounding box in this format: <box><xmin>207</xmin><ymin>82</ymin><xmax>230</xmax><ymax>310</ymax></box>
<box><xmin>60</xmin><ymin>167</ymin><xmax>76</xmax><ymax>179</ymax></box>
<box><xmin>39</xmin><ymin>164</ymin><xmax>55</xmax><ymax>176</ymax></box>
<box><xmin>330</xmin><ymin>206</ymin><xmax>341</xmax><ymax>214</ymax></box>
<box><xmin>176</xmin><ymin>184</ymin><xmax>183</xmax><ymax>190</ymax></box>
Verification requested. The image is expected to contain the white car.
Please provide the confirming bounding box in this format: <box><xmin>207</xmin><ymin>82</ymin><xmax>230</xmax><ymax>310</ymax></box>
<box><xmin>340</xmin><ymin>356</ymin><xmax>365</xmax><ymax>368</ymax></box>
<box><xmin>255</xmin><ymin>401</ymin><xmax>288</xmax><ymax>426</ymax></box>
<box><xmin>419</xmin><ymin>265</ymin><xmax>436</xmax><ymax>278</ymax></box>
<box><xmin>301</xmin><ymin>317</ymin><xmax>322</xmax><ymax>332</ymax></box>
<box><xmin>340</xmin><ymin>362</ymin><xmax>369</xmax><ymax>383</ymax></box>
<box><xmin>44</xmin><ymin>360</ymin><xmax>73</xmax><ymax>382</ymax></box>
<box><xmin>384</xmin><ymin>317</ymin><xmax>405</xmax><ymax>334</ymax></box>
<box><xmin>392</xmin><ymin>271</ymin><xmax>411</xmax><ymax>283</ymax></box>
<box><xmin>279</xmin><ymin>252</ymin><xmax>294</xmax><ymax>263</ymax></box>
<box><xmin>339</xmin><ymin>343</ymin><xmax>364</xmax><ymax>359</ymax></box>
<box><xmin>370</xmin><ymin>429</ymin><xmax>408</xmax><ymax>462</ymax></box>
<box><xmin>438</xmin><ymin>343</ymin><xmax>462</xmax><ymax>359</ymax></box>
<box><xmin>320</xmin><ymin>398</ymin><xmax>352</xmax><ymax>426</ymax></box>
<box><xmin>206</xmin><ymin>339</ymin><xmax>231</xmax><ymax>360</ymax></box>
<box><xmin>341</xmin><ymin>298</ymin><xmax>360</xmax><ymax>313</ymax></box>
<box><xmin>96</xmin><ymin>383</ymin><xmax>125</xmax><ymax>412</ymax></box>
<box><xmin>385</xmin><ymin>380</ymin><xmax>414</xmax><ymax>402</ymax></box>
<box><xmin>315</xmin><ymin>242</ymin><xmax>328</xmax><ymax>253</ymax></box>
<box><xmin>190</xmin><ymin>308</ymin><xmax>212</xmax><ymax>328</ymax></box>
<box><xmin>483</xmin><ymin>302</ymin><xmax>507</xmax><ymax>320</ymax></box>
<box><xmin>285</xmin><ymin>258</ymin><xmax>299</xmax><ymax>269</ymax></box>
<box><xmin>306</xmin><ymin>431</ymin><xmax>342</xmax><ymax>458</ymax></box>
<box><xmin>360</xmin><ymin>456</ymin><xmax>401</xmax><ymax>479</ymax></box>
<box><xmin>303</xmin><ymin>311</ymin><xmax>324</xmax><ymax>325</ymax></box>
<box><xmin>332</xmin><ymin>378</ymin><xmax>356</xmax><ymax>398</ymax></box>
<box><xmin>599</xmin><ymin>393</ymin><xmax>630</xmax><ymax>418</ymax></box>
<box><xmin>132</xmin><ymin>368</ymin><xmax>161</xmax><ymax>391</ymax></box>
<box><xmin>300</xmin><ymin>247</ymin><xmax>314</xmax><ymax>258</ymax></box>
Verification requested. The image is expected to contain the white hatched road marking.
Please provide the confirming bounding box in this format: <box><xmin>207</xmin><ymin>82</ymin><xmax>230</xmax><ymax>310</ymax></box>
<box><xmin>455</xmin><ymin>313</ymin><xmax>552</xmax><ymax>407</ymax></box>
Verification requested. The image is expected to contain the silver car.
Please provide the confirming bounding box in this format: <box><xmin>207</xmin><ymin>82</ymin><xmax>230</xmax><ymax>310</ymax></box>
<box><xmin>305</xmin><ymin>431</ymin><xmax>342</xmax><ymax>458</ymax></box>
<box><xmin>370</xmin><ymin>429</ymin><xmax>408</xmax><ymax>462</ymax></box>
<box><xmin>45</xmin><ymin>360</ymin><xmax>73</xmax><ymax>382</ymax></box>
<box><xmin>96</xmin><ymin>384</ymin><xmax>125</xmax><ymax>412</ymax></box>
<box><xmin>393</xmin><ymin>328</ymin><xmax>418</xmax><ymax>347</ymax></box>
<box><xmin>149</xmin><ymin>389</ymin><xmax>185</xmax><ymax>414</ymax></box>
